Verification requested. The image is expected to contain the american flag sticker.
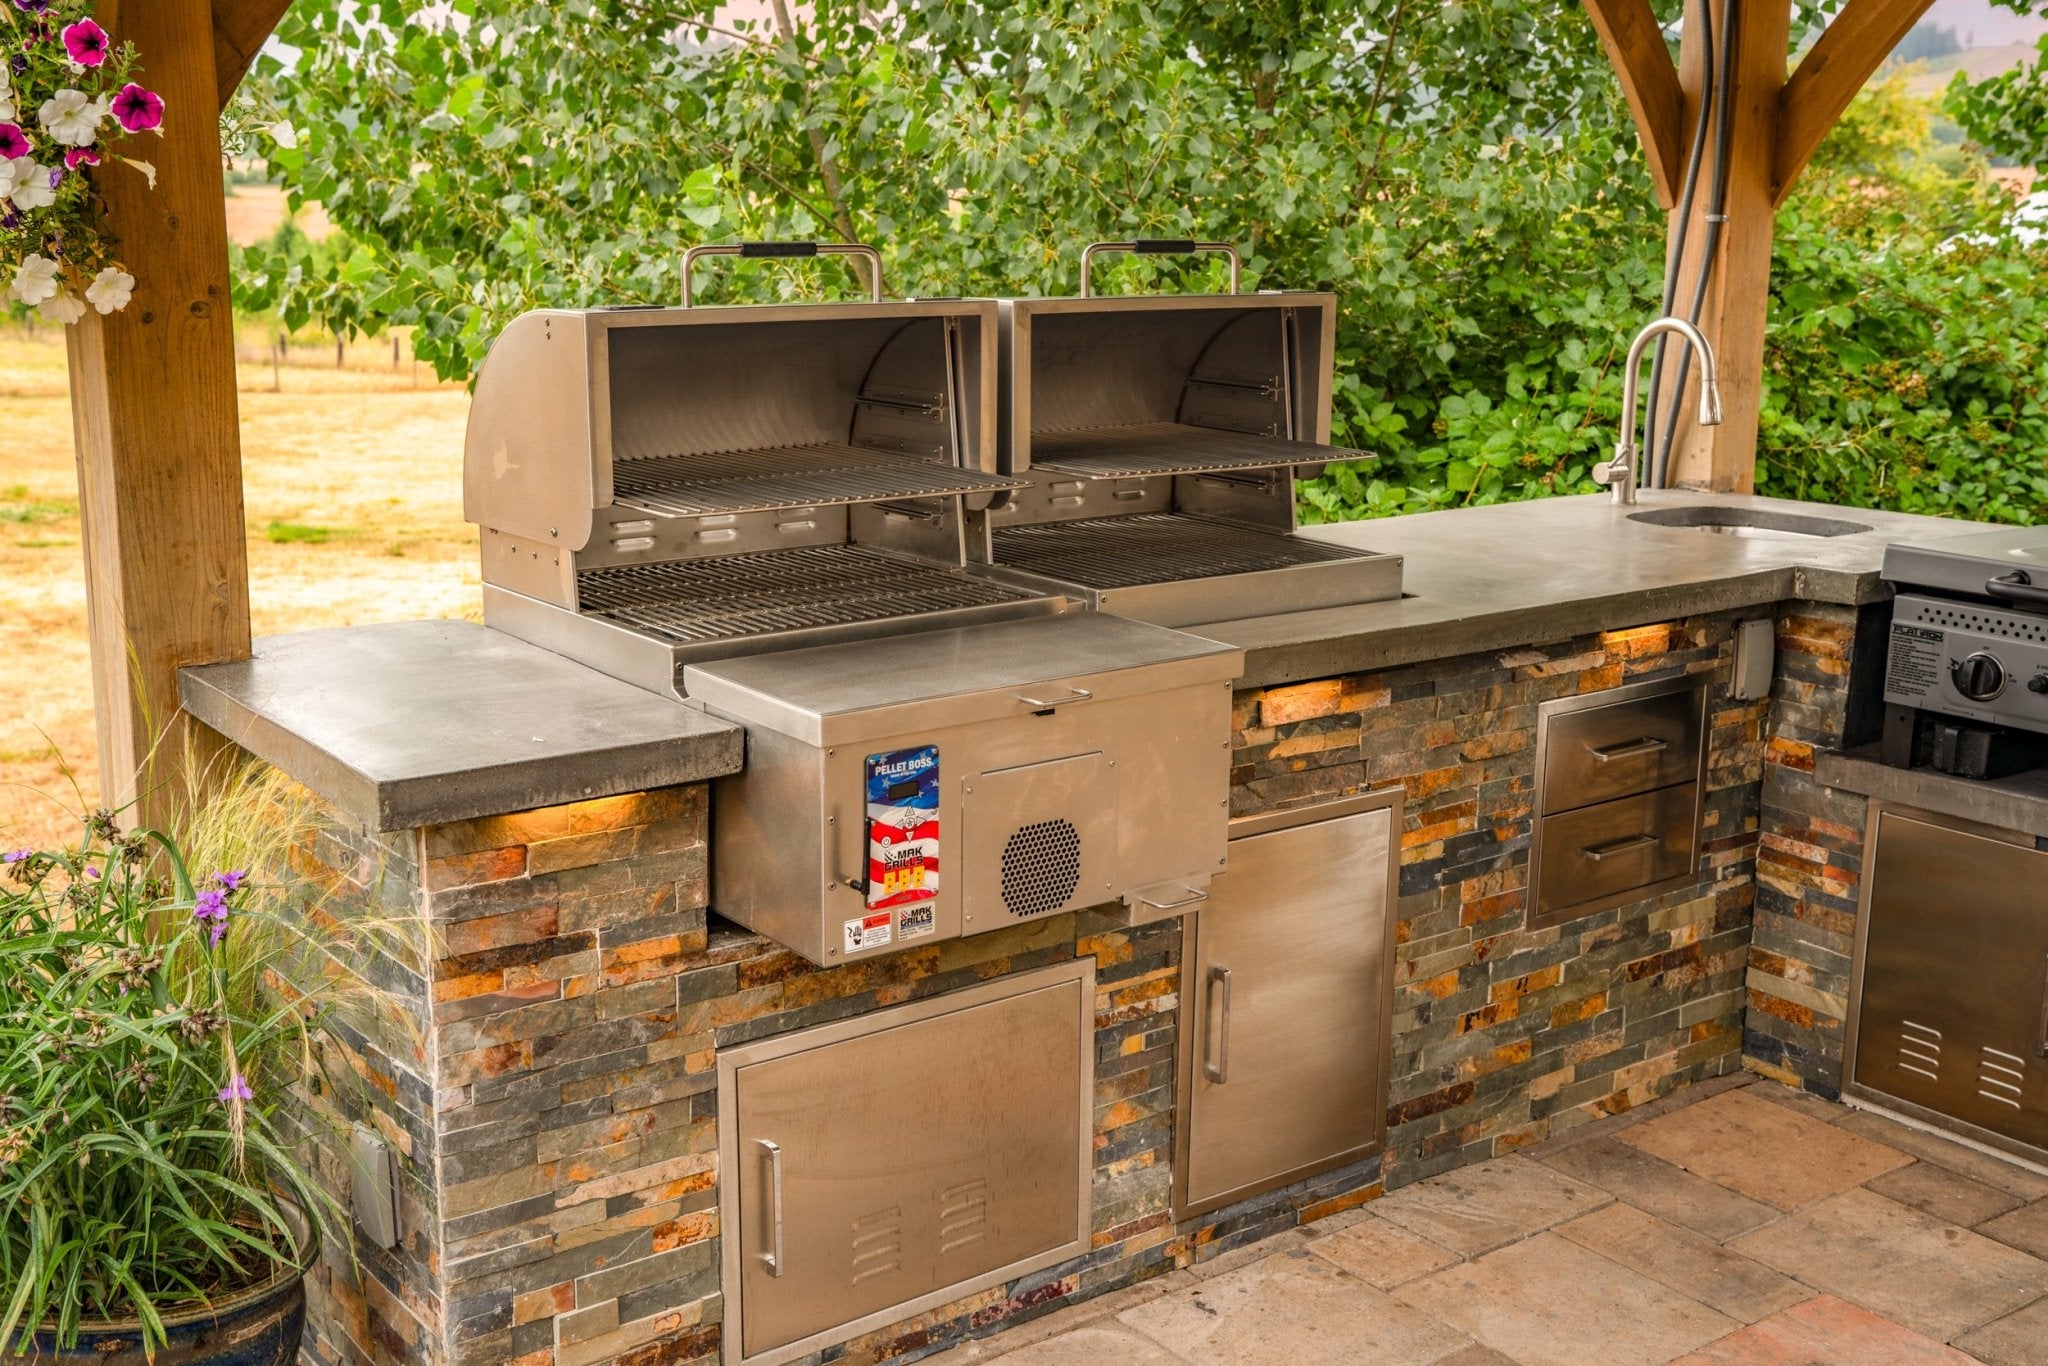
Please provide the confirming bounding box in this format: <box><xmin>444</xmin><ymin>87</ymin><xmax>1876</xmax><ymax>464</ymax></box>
<box><xmin>865</xmin><ymin>745</ymin><xmax>940</xmax><ymax>912</ymax></box>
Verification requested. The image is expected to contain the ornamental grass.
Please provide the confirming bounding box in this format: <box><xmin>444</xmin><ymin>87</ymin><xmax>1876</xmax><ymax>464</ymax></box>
<box><xmin>0</xmin><ymin>750</ymin><xmax>422</xmax><ymax>1352</ymax></box>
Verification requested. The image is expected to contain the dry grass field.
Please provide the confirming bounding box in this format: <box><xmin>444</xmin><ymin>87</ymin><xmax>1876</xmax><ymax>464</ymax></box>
<box><xmin>0</xmin><ymin>326</ymin><xmax>472</xmax><ymax>851</ymax></box>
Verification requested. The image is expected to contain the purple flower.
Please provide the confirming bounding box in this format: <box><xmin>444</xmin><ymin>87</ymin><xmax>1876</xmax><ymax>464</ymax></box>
<box><xmin>44</xmin><ymin>166</ymin><xmax>57</xmax><ymax>189</ymax></box>
<box><xmin>7</xmin><ymin>56</ymin><xmax>23</xmax><ymax>77</ymax></box>
<box><xmin>2</xmin><ymin>849</ymin><xmax>31</xmax><ymax>864</ymax></box>
<box><xmin>84</xmin><ymin>866</ymin><xmax>99</xmax><ymax>879</ymax></box>
<box><xmin>110</xmin><ymin>84</ymin><xmax>163</xmax><ymax>134</ymax></box>
<box><xmin>0</xmin><ymin>125</ymin><xmax>30</xmax><ymax>160</ymax></box>
<box><xmin>63</xmin><ymin>146</ymin><xmax>95</xmax><ymax>170</ymax></box>
<box><xmin>60</xmin><ymin>19</ymin><xmax>106</xmax><ymax>67</ymax></box>
<box><xmin>217</xmin><ymin>1074</ymin><xmax>253</xmax><ymax>1105</ymax></box>
<box><xmin>193</xmin><ymin>887</ymin><xmax>230</xmax><ymax>946</ymax></box>
<box><xmin>212</xmin><ymin>870</ymin><xmax>248</xmax><ymax>893</ymax></box>
<box><xmin>10</xmin><ymin>1</ymin><xmax>48</xmax><ymax>14</ymax></box>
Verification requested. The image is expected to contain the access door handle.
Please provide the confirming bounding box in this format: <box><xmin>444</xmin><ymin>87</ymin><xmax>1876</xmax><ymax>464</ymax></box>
<box><xmin>1582</xmin><ymin>833</ymin><xmax>1659</xmax><ymax>862</ymax></box>
<box><xmin>2038</xmin><ymin>955</ymin><xmax>2048</xmax><ymax>1059</ymax></box>
<box><xmin>1016</xmin><ymin>687</ymin><xmax>1092</xmax><ymax>709</ymax></box>
<box><xmin>1587</xmin><ymin>737</ymin><xmax>1668</xmax><ymax>763</ymax></box>
<box><xmin>758</xmin><ymin>1138</ymin><xmax>785</xmax><ymax>1277</ymax></box>
<box><xmin>1135</xmin><ymin>885</ymin><xmax>1209</xmax><ymax>912</ymax></box>
<box><xmin>1204</xmin><ymin>965</ymin><xmax>1232</xmax><ymax>1084</ymax></box>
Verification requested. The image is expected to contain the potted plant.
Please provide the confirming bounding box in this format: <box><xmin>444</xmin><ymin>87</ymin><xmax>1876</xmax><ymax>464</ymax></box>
<box><xmin>0</xmin><ymin>0</ymin><xmax>167</xmax><ymax>324</ymax></box>
<box><xmin>0</xmin><ymin>806</ymin><xmax>329</xmax><ymax>1364</ymax></box>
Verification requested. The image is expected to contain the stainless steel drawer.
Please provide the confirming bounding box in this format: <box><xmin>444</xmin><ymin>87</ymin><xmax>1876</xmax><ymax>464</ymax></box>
<box><xmin>1541</xmin><ymin>681</ymin><xmax>1706</xmax><ymax>810</ymax></box>
<box><xmin>1534</xmin><ymin>783</ymin><xmax>1699</xmax><ymax>923</ymax></box>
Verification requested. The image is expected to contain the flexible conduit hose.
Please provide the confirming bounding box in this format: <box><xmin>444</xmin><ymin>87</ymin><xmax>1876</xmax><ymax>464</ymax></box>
<box><xmin>1643</xmin><ymin>0</ymin><xmax>1715</xmax><ymax>480</ymax></box>
<box><xmin>1653</xmin><ymin>0</ymin><xmax>1738</xmax><ymax>489</ymax></box>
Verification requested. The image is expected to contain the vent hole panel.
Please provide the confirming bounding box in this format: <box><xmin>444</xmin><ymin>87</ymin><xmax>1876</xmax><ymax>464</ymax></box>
<box><xmin>1001</xmin><ymin>819</ymin><xmax>1083</xmax><ymax>917</ymax></box>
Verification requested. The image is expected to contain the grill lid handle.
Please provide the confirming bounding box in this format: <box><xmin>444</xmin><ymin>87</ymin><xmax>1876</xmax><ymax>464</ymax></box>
<box><xmin>1079</xmin><ymin>239</ymin><xmax>1242</xmax><ymax>297</ymax></box>
<box><xmin>681</xmin><ymin>242</ymin><xmax>885</xmax><ymax>307</ymax></box>
<box><xmin>1987</xmin><ymin>569</ymin><xmax>2048</xmax><ymax>610</ymax></box>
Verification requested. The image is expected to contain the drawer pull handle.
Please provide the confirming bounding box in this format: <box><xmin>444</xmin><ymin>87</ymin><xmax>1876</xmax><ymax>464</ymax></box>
<box><xmin>1588</xmin><ymin>737</ymin><xmax>1668</xmax><ymax>762</ymax></box>
<box><xmin>1204</xmin><ymin>965</ymin><xmax>1232</xmax><ymax>1084</ymax></box>
<box><xmin>1136</xmin><ymin>885</ymin><xmax>1209</xmax><ymax>912</ymax></box>
<box><xmin>1016</xmin><ymin>686</ymin><xmax>1093</xmax><ymax>708</ymax></box>
<box><xmin>1582</xmin><ymin>833</ymin><xmax>1659</xmax><ymax>862</ymax></box>
<box><xmin>759</xmin><ymin>1138</ymin><xmax>786</xmax><ymax>1277</ymax></box>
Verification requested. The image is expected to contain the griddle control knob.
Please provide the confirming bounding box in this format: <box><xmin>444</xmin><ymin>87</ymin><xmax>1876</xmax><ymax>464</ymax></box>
<box><xmin>1951</xmin><ymin>652</ymin><xmax>2006</xmax><ymax>701</ymax></box>
<box><xmin>2029</xmin><ymin>673</ymin><xmax>2048</xmax><ymax>696</ymax></box>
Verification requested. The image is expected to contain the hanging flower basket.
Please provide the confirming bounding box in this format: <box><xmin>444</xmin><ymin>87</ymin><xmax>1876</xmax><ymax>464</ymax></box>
<box><xmin>0</xmin><ymin>2</ymin><xmax>164</xmax><ymax>325</ymax></box>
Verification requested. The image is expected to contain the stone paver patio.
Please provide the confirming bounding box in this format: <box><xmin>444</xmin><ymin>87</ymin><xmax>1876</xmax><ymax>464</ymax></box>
<box><xmin>925</xmin><ymin>1076</ymin><xmax>2048</xmax><ymax>1365</ymax></box>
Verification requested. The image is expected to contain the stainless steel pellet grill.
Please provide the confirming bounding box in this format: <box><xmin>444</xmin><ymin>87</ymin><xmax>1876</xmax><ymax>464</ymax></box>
<box><xmin>464</xmin><ymin>244</ymin><xmax>1057</xmax><ymax>696</ymax></box>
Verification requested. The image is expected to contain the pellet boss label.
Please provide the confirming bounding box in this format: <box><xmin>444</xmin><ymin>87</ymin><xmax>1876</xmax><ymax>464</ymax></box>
<box><xmin>864</xmin><ymin>745</ymin><xmax>939</xmax><ymax>914</ymax></box>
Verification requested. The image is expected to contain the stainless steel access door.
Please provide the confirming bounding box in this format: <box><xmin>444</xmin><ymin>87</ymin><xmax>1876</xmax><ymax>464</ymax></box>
<box><xmin>719</xmin><ymin>960</ymin><xmax>1094</xmax><ymax>1366</ymax></box>
<box><xmin>1847</xmin><ymin>803</ymin><xmax>2048</xmax><ymax>1161</ymax></box>
<box><xmin>1174</xmin><ymin>789</ymin><xmax>1401</xmax><ymax>1220</ymax></box>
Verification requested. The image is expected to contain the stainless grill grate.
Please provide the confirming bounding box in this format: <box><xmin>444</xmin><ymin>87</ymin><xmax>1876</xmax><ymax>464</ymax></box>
<box><xmin>993</xmin><ymin>513</ymin><xmax>1379</xmax><ymax>590</ymax></box>
<box><xmin>1028</xmin><ymin>422</ymin><xmax>1368</xmax><ymax>480</ymax></box>
<box><xmin>577</xmin><ymin>545</ymin><xmax>1039</xmax><ymax>645</ymax></box>
<box><xmin>612</xmin><ymin>443</ymin><xmax>1026</xmax><ymax>518</ymax></box>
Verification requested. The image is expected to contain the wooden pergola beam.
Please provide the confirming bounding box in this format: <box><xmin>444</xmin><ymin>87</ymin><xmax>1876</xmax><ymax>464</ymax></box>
<box><xmin>68</xmin><ymin>0</ymin><xmax>290</xmax><ymax>826</ymax></box>
<box><xmin>1582</xmin><ymin>0</ymin><xmax>1689</xmax><ymax>209</ymax></box>
<box><xmin>1774</xmin><ymin>0</ymin><xmax>1939</xmax><ymax>204</ymax></box>
<box><xmin>214</xmin><ymin>0</ymin><xmax>294</xmax><ymax>111</ymax></box>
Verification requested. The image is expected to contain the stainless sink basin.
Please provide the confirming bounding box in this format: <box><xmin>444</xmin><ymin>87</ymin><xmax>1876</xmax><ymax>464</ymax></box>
<box><xmin>1628</xmin><ymin>506</ymin><xmax>1872</xmax><ymax>540</ymax></box>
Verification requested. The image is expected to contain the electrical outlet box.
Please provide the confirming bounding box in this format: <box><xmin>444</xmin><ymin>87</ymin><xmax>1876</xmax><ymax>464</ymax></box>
<box><xmin>348</xmin><ymin>1124</ymin><xmax>400</xmax><ymax>1251</ymax></box>
<box><xmin>1733</xmin><ymin>618</ymin><xmax>1776</xmax><ymax>702</ymax></box>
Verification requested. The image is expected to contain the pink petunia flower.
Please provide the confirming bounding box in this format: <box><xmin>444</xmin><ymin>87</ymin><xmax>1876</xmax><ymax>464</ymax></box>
<box><xmin>60</xmin><ymin>19</ymin><xmax>106</xmax><ymax>67</ymax></box>
<box><xmin>110</xmin><ymin>84</ymin><xmax>162</xmax><ymax>134</ymax></box>
<box><xmin>63</xmin><ymin>146</ymin><xmax>96</xmax><ymax>170</ymax></box>
<box><xmin>0</xmin><ymin>125</ymin><xmax>31</xmax><ymax>160</ymax></box>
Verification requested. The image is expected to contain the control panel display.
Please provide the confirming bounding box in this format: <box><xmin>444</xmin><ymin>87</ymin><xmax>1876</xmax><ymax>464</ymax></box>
<box><xmin>864</xmin><ymin>746</ymin><xmax>939</xmax><ymax>912</ymax></box>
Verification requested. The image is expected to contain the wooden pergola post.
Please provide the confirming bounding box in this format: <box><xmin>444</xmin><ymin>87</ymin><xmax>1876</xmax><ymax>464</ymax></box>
<box><xmin>1582</xmin><ymin>0</ymin><xmax>1937</xmax><ymax>491</ymax></box>
<box><xmin>68</xmin><ymin>0</ymin><xmax>287</xmax><ymax>826</ymax></box>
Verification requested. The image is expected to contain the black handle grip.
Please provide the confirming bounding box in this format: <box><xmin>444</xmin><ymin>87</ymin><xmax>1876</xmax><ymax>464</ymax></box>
<box><xmin>1987</xmin><ymin>571</ymin><xmax>2048</xmax><ymax>608</ymax></box>
<box><xmin>738</xmin><ymin>242</ymin><xmax>820</xmax><ymax>259</ymax></box>
<box><xmin>1133</xmin><ymin>239</ymin><xmax>1200</xmax><ymax>254</ymax></box>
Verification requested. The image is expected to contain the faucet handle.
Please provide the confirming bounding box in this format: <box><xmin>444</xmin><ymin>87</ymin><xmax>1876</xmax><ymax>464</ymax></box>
<box><xmin>1591</xmin><ymin>463</ymin><xmax>1618</xmax><ymax>486</ymax></box>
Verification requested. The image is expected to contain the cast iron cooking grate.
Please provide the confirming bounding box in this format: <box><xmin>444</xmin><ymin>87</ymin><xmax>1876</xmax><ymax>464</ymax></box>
<box><xmin>1027</xmin><ymin>421</ymin><xmax>1369</xmax><ymax>480</ymax></box>
<box><xmin>1001</xmin><ymin>819</ymin><xmax>1082</xmax><ymax>917</ymax></box>
<box><xmin>577</xmin><ymin>545</ymin><xmax>1038</xmax><ymax>644</ymax></box>
<box><xmin>993</xmin><ymin>512</ymin><xmax>1381</xmax><ymax>589</ymax></box>
<box><xmin>610</xmin><ymin>443</ymin><xmax>1026</xmax><ymax>518</ymax></box>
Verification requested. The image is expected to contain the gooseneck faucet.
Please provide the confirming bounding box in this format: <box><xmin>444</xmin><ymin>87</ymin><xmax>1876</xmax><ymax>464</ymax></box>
<box><xmin>1593</xmin><ymin>317</ymin><xmax>1724</xmax><ymax>505</ymax></box>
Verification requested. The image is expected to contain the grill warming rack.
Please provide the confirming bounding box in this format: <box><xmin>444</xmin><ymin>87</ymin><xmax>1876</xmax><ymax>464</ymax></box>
<box><xmin>1026</xmin><ymin>422</ymin><xmax>1368</xmax><ymax>482</ymax></box>
<box><xmin>612</xmin><ymin>443</ymin><xmax>1026</xmax><ymax>519</ymax></box>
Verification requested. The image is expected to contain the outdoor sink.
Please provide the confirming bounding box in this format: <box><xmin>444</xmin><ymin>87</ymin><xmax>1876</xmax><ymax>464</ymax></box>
<box><xmin>1628</xmin><ymin>506</ymin><xmax>1872</xmax><ymax>540</ymax></box>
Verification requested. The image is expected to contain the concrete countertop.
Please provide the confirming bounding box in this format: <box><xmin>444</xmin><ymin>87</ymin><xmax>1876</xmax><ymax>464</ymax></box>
<box><xmin>180</xmin><ymin>621</ymin><xmax>744</xmax><ymax>832</ymax></box>
<box><xmin>1199</xmin><ymin>490</ymin><xmax>1970</xmax><ymax>689</ymax></box>
<box><xmin>180</xmin><ymin>491</ymin><xmax>1990</xmax><ymax>833</ymax></box>
<box><xmin>1817</xmin><ymin>745</ymin><xmax>2048</xmax><ymax>839</ymax></box>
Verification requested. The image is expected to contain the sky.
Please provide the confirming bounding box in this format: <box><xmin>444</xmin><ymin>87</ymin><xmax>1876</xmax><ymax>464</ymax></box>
<box><xmin>1924</xmin><ymin>0</ymin><xmax>2048</xmax><ymax>48</ymax></box>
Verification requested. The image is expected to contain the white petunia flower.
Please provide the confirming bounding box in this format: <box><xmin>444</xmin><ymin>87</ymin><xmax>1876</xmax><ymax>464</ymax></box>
<box><xmin>0</xmin><ymin>158</ymin><xmax>23</xmax><ymax>203</ymax></box>
<box><xmin>12</xmin><ymin>253</ymin><xmax>58</xmax><ymax>306</ymax></box>
<box><xmin>38</xmin><ymin>89</ymin><xmax>104</xmax><ymax>146</ymax></box>
<box><xmin>85</xmin><ymin>267</ymin><xmax>133</xmax><ymax>314</ymax></box>
<box><xmin>7</xmin><ymin>159</ymin><xmax>54</xmax><ymax>212</ymax></box>
<box><xmin>39</xmin><ymin>291</ymin><xmax>85</xmax><ymax>325</ymax></box>
<box><xmin>0</xmin><ymin>71</ymin><xmax>16</xmax><ymax>124</ymax></box>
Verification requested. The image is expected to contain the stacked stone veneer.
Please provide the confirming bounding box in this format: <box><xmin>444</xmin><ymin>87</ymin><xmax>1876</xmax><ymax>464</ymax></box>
<box><xmin>268</xmin><ymin>599</ymin><xmax>1884</xmax><ymax>1365</ymax></box>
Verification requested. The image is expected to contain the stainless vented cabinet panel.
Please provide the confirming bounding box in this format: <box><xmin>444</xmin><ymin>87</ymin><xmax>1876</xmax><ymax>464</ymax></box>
<box><xmin>1174</xmin><ymin>790</ymin><xmax>1400</xmax><ymax>1220</ymax></box>
<box><xmin>1849</xmin><ymin>807</ymin><xmax>2048</xmax><ymax>1157</ymax></box>
<box><xmin>719</xmin><ymin>961</ymin><xmax>1094</xmax><ymax>1366</ymax></box>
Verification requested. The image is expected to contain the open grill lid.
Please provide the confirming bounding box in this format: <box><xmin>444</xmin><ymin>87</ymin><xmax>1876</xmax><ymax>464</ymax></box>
<box><xmin>462</xmin><ymin>245</ymin><xmax>1021</xmax><ymax>553</ymax></box>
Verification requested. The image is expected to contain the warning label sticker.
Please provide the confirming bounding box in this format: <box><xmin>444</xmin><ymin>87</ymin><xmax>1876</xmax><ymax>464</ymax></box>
<box><xmin>1886</xmin><ymin>623</ymin><xmax>1946</xmax><ymax>700</ymax></box>
<box><xmin>844</xmin><ymin>912</ymin><xmax>893</xmax><ymax>954</ymax></box>
<box><xmin>897</xmin><ymin>902</ymin><xmax>936</xmax><ymax>941</ymax></box>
